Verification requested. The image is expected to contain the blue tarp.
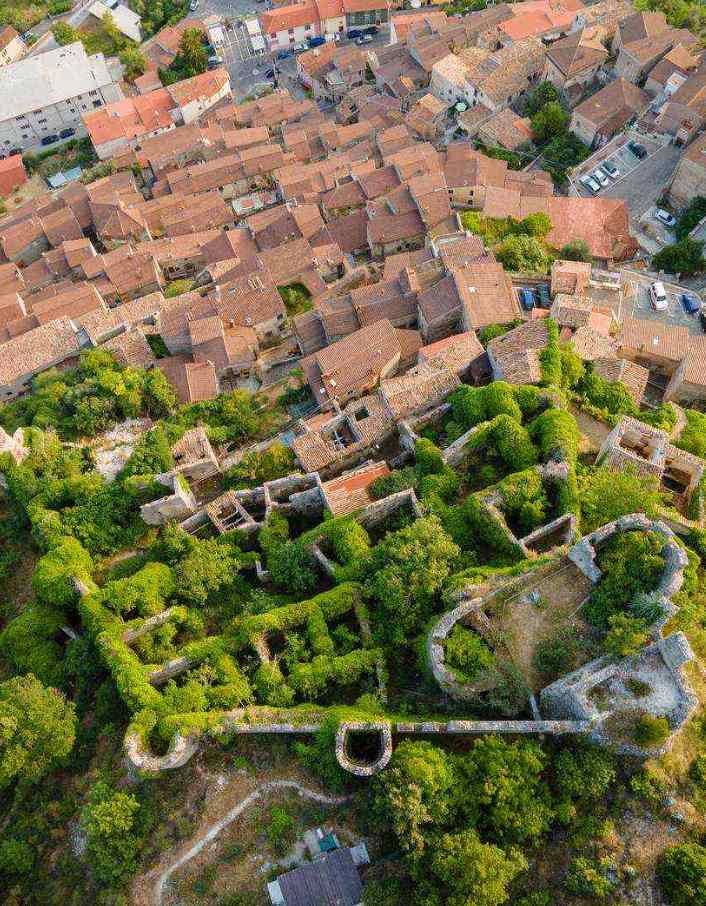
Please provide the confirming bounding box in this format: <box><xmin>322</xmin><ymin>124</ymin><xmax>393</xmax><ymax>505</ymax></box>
<box><xmin>47</xmin><ymin>166</ymin><xmax>82</xmax><ymax>189</ymax></box>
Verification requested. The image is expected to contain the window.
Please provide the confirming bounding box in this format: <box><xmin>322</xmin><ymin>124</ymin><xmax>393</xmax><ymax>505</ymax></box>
<box><xmin>305</xmin><ymin>22</ymin><xmax>311</xmax><ymax>29</ymax></box>
<box><xmin>288</xmin><ymin>27</ymin><xmax>294</xmax><ymax>33</ymax></box>
<box><xmin>270</xmin><ymin>32</ymin><xmax>276</xmax><ymax>37</ymax></box>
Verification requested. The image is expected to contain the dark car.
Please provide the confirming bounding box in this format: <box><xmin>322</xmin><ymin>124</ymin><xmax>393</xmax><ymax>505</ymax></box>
<box><xmin>264</xmin><ymin>68</ymin><xmax>275</xmax><ymax>78</ymax></box>
<box><xmin>347</xmin><ymin>28</ymin><xmax>362</xmax><ymax>38</ymax></box>
<box><xmin>41</xmin><ymin>134</ymin><xmax>59</xmax><ymax>146</ymax></box>
<box><xmin>537</xmin><ymin>284</ymin><xmax>550</xmax><ymax>307</ymax></box>
<box><xmin>364</xmin><ymin>24</ymin><xmax>378</xmax><ymax>33</ymax></box>
<box><xmin>59</xmin><ymin>127</ymin><xmax>75</xmax><ymax>139</ymax></box>
<box><xmin>519</xmin><ymin>288</ymin><xmax>535</xmax><ymax>310</ymax></box>
<box><xmin>628</xmin><ymin>140</ymin><xmax>647</xmax><ymax>159</ymax></box>
<box><xmin>308</xmin><ymin>35</ymin><xmax>326</xmax><ymax>46</ymax></box>
<box><xmin>682</xmin><ymin>292</ymin><xmax>701</xmax><ymax>314</ymax></box>
<box><xmin>8</xmin><ymin>149</ymin><xmax>20</xmax><ymax>156</ymax></box>
<box><xmin>276</xmin><ymin>49</ymin><xmax>292</xmax><ymax>59</ymax></box>
<box><xmin>700</xmin><ymin>308</ymin><xmax>706</xmax><ymax>332</ymax></box>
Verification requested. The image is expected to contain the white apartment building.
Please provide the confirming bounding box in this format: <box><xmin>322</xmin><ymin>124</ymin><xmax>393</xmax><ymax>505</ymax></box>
<box><xmin>0</xmin><ymin>42</ymin><xmax>123</xmax><ymax>154</ymax></box>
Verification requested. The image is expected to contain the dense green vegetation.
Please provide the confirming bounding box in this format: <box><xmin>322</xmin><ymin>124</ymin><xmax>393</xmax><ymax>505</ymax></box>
<box><xmin>0</xmin><ymin>318</ymin><xmax>704</xmax><ymax>904</ymax></box>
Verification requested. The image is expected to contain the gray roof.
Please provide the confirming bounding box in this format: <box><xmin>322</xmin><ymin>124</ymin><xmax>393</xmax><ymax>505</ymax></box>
<box><xmin>275</xmin><ymin>848</ymin><xmax>363</xmax><ymax>906</ymax></box>
<box><xmin>0</xmin><ymin>42</ymin><xmax>115</xmax><ymax>122</ymax></box>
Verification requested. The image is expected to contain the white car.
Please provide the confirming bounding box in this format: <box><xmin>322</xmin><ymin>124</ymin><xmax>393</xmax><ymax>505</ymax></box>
<box><xmin>582</xmin><ymin>176</ymin><xmax>600</xmax><ymax>194</ymax></box>
<box><xmin>650</xmin><ymin>281</ymin><xmax>669</xmax><ymax>311</ymax></box>
<box><xmin>592</xmin><ymin>168</ymin><xmax>609</xmax><ymax>188</ymax></box>
<box><xmin>655</xmin><ymin>208</ymin><xmax>677</xmax><ymax>227</ymax></box>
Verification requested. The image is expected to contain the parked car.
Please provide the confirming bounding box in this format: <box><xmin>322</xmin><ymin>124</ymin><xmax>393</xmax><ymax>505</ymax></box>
<box><xmin>655</xmin><ymin>208</ymin><xmax>677</xmax><ymax>228</ymax></box>
<box><xmin>628</xmin><ymin>140</ymin><xmax>647</xmax><ymax>159</ymax></box>
<box><xmin>518</xmin><ymin>288</ymin><xmax>535</xmax><ymax>310</ymax></box>
<box><xmin>681</xmin><ymin>292</ymin><xmax>701</xmax><ymax>314</ymax></box>
<box><xmin>700</xmin><ymin>307</ymin><xmax>706</xmax><ymax>332</ymax></box>
<box><xmin>59</xmin><ymin>128</ymin><xmax>75</xmax><ymax>139</ymax></box>
<box><xmin>8</xmin><ymin>149</ymin><xmax>20</xmax><ymax>156</ymax></box>
<box><xmin>580</xmin><ymin>175</ymin><xmax>600</xmax><ymax>194</ymax></box>
<box><xmin>364</xmin><ymin>25</ymin><xmax>378</xmax><ymax>33</ymax></box>
<box><xmin>292</xmin><ymin>42</ymin><xmax>307</xmax><ymax>52</ymax></box>
<box><xmin>537</xmin><ymin>284</ymin><xmax>550</xmax><ymax>307</ymax></box>
<box><xmin>347</xmin><ymin>28</ymin><xmax>362</xmax><ymax>38</ymax></box>
<box><xmin>189</xmin><ymin>0</ymin><xmax>198</xmax><ymax>10</ymax></box>
<box><xmin>276</xmin><ymin>49</ymin><xmax>292</xmax><ymax>59</ymax></box>
<box><xmin>308</xmin><ymin>35</ymin><xmax>326</xmax><ymax>47</ymax></box>
<box><xmin>356</xmin><ymin>34</ymin><xmax>373</xmax><ymax>44</ymax></box>
<box><xmin>601</xmin><ymin>160</ymin><xmax>620</xmax><ymax>179</ymax></box>
<box><xmin>649</xmin><ymin>280</ymin><xmax>668</xmax><ymax>311</ymax></box>
<box><xmin>592</xmin><ymin>168</ymin><xmax>609</xmax><ymax>188</ymax></box>
<box><xmin>41</xmin><ymin>134</ymin><xmax>59</xmax><ymax>146</ymax></box>
<box><xmin>207</xmin><ymin>54</ymin><xmax>223</xmax><ymax>69</ymax></box>
<box><xmin>264</xmin><ymin>68</ymin><xmax>275</xmax><ymax>78</ymax></box>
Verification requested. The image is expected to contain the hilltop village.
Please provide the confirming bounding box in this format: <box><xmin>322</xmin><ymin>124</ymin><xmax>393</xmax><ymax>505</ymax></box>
<box><xmin>3</xmin><ymin>0</ymin><xmax>706</xmax><ymax>904</ymax></box>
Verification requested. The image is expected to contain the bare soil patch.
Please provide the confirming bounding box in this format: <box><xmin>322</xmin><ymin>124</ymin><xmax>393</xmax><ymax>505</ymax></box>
<box><xmin>486</xmin><ymin>559</ymin><xmax>596</xmax><ymax>691</ymax></box>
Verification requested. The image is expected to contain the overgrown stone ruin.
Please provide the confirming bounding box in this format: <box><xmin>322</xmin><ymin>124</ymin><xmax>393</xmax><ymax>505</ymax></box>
<box><xmin>541</xmin><ymin>514</ymin><xmax>697</xmax><ymax>757</ymax></box>
<box><xmin>76</xmin><ymin>506</ymin><xmax>697</xmax><ymax>781</ymax></box>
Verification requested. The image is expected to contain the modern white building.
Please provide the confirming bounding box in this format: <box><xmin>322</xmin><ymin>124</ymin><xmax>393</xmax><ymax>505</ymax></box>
<box><xmin>0</xmin><ymin>42</ymin><xmax>123</xmax><ymax>154</ymax></box>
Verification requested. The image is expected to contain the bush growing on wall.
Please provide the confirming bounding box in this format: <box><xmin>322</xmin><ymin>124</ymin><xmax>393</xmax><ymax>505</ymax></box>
<box><xmin>32</xmin><ymin>537</ymin><xmax>93</xmax><ymax>610</ymax></box>
<box><xmin>529</xmin><ymin>408</ymin><xmax>579</xmax><ymax>466</ymax></box>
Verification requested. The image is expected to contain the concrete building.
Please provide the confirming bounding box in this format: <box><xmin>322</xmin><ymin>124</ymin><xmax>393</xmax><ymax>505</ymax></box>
<box><xmin>0</xmin><ymin>42</ymin><xmax>122</xmax><ymax>155</ymax></box>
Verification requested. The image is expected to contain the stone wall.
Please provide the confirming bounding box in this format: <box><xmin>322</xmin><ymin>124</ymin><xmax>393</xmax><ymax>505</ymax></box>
<box><xmin>541</xmin><ymin>514</ymin><xmax>696</xmax><ymax>756</ymax></box>
<box><xmin>140</xmin><ymin>474</ymin><xmax>197</xmax><ymax>526</ymax></box>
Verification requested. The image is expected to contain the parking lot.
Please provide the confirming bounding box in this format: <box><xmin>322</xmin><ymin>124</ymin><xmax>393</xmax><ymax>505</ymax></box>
<box><xmin>574</xmin><ymin>131</ymin><xmax>668</xmax><ymax>198</ymax></box>
<box><xmin>618</xmin><ymin>271</ymin><xmax>704</xmax><ymax>336</ymax></box>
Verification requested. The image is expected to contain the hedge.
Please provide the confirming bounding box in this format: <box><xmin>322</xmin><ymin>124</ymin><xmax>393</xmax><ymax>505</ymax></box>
<box><xmin>288</xmin><ymin>649</ymin><xmax>382</xmax><ymax>699</ymax></box>
<box><xmin>539</xmin><ymin>319</ymin><xmax>561</xmax><ymax>387</ymax></box>
<box><xmin>529</xmin><ymin>408</ymin><xmax>579</xmax><ymax>466</ymax></box>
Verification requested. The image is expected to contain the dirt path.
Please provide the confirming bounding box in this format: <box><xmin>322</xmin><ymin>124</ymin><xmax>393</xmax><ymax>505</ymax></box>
<box><xmin>148</xmin><ymin>780</ymin><xmax>348</xmax><ymax>906</ymax></box>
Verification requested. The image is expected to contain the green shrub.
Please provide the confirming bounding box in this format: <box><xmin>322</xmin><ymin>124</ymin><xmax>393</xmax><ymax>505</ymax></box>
<box><xmin>415</xmin><ymin>438</ymin><xmax>445</xmax><ymax>476</ymax></box>
<box><xmin>603</xmin><ymin>611</ymin><xmax>649</xmax><ymax>657</ymax></box>
<box><xmin>325</xmin><ymin>517</ymin><xmax>370</xmax><ymax>566</ymax></box>
<box><xmin>0</xmin><ymin>839</ymin><xmax>35</xmax><ymax>875</ymax></box>
<box><xmin>267</xmin><ymin>807</ymin><xmax>296</xmax><ymax>855</ymax></box>
<box><xmin>634</xmin><ymin>714</ymin><xmax>670</xmax><ymax>747</ymax></box>
<box><xmin>532</xmin><ymin>631</ymin><xmax>578</xmax><ymax>683</ymax></box>
<box><xmin>0</xmin><ymin>604</ymin><xmax>66</xmax><ymax>686</ymax></box>
<box><xmin>583</xmin><ymin>530</ymin><xmax>664</xmax><ymax>628</ymax></box>
<box><xmin>658</xmin><ymin>843</ymin><xmax>706</xmax><ymax>906</ymax></box>
<box><xmin>564</xmin><ymin>857</ymin><xmax>615</xmax><ymax>898</ymax></box>
<box><xmin>444</xmin><ymin>624</ymin><xmax>495</xmax><ymax>682</ymax></box>
<box><xmin>369</xmin><ymin>466</ymin><xmax>418</xmax><ymax>499</ymax></box>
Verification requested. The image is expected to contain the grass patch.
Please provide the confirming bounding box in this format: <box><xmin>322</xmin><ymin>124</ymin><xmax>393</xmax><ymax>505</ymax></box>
<box><xmin>278</xmin><ymin>282</ymin><xmax>312</xmax><ymax>316</ymax></box>
<box><xmin>146</xmin><ymin>334</ymin><xmax>170</xmax><ymax>359</ymax></box>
